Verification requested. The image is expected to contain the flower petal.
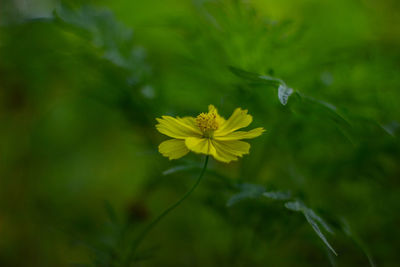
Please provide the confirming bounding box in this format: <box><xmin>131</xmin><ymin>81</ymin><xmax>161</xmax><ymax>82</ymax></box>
<box><xmin>185</xmin><ymin>137</ymin><xmax>216</xmax><ymax>155</ymax></box>
<box><xmin>184</xmin><ymin>137</ymin><xmax>252</xmax><ymax>163</ymax></box>
<box><xmin>215</xmin><ymin>108</ymin><xmax>252</xmax><ymax>135</ymax></box>
<box><xmin>156</xmin><ymin>116</ymin><xmax>202</xmax><ymax>139</ymax></box>
<box><xmin>159</xmin><ymin>139</ymin><xmax>190</xmax><ymax>160</ymax></box>
<box><xmin>208</xmin><ymin>104</ymin><xmax>226</xmax><ymax>125</ymax></box>
<box><xmin>209</xmin><ymin>143</ymin><xmax>238</xmax><ymax>163</ymax></box>
<box><xmin>208</xmin><ymin>104</ymin><xmax>217</xmax><ymax>113</ymax></box>
<box><xmin>212</xmin><ymin>140</ymin><xmax>250</xmax><ymax>162</ymax></box>
<box><xmin>214</xmin><ymin>127</ymin><xmax>265</xmax><ymax>141</ymax></box>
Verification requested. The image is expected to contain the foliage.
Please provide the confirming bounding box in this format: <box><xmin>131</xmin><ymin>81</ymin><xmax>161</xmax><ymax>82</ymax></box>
<box><xmin>1</xmin><ymin>0</ymin><xmax>400</xmax><ymax>266</ymax></box>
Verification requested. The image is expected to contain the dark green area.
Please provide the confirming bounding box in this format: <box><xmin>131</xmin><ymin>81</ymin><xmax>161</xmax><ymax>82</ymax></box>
<box><xmin>1</xmin><ymin>0</ymin><xmax>400</xmax><ymax>266</ymax></box>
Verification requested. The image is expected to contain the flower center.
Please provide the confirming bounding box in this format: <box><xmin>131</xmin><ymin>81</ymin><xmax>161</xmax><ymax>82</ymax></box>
<box><xmin>196</xmin><ymin>112</ymin><xmax>219</xmax><ymax>137</ymax></box>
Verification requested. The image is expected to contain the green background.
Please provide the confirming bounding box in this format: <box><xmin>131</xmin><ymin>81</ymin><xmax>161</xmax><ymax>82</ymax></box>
<box><xmin>1</xmin><ymin>0</ymin><xmax>400</xmax><ymax>266</ymax></box>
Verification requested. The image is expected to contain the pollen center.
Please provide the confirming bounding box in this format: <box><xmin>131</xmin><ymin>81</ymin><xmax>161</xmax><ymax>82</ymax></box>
<box><xmin>196</xmin><ymin>112</ymin><xmax>219</xmax><ymax>136</ymax></box>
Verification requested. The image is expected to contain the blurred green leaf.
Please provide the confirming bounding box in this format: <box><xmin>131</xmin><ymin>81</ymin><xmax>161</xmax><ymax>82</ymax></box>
<box><xmin>341</xmin><ymin>218</ymin><xmax>376</xmax><ymax>267</ymax></box>
<box><xmin>285</xmin><ymin>201</ymin><xmax>337</xmax><ymax>256</ymax></box>
<box><xmin>54</xmin><ymin>4</ymin><xmax>150</xmax><ymax>80</ymax></box>
<box><xmin>1</xmin><ymin>0</ymin><xmax>399</xmax><ymax>265</ymax></box>
<box><xmin>229</xmin><ymin>66</ymin><xmax>281</xmax><ymax>87</ymax></box>
<box><xmin>263</xmin><ymin>191</ymin><xmax>291</xmax><ymax>200</ymax></box>
<box><xmin>227</xmin><ymin>183</ymin><xmax>265</xmax><ymax>207</ymax></box>
<box><xmin>162</xmin><ymin>164</ymin><xmax>201</xmax><ymax>176</ymax></box>
<box><xmin>278</xmin><ymin>84</ymin><xmax>294</xmax><ymax>105</ymax></box>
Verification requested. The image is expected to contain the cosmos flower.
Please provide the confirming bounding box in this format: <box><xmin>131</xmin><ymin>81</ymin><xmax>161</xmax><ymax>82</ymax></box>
<box><xmin>156</xmin><ymin>105</ymin><xmax>265</xmax><ymax>163</ymax></box>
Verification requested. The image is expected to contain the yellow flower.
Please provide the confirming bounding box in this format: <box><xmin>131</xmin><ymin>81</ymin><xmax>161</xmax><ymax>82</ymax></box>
<box><xmin>156</xmin><ymin>105</ymin><xmax>265</xmax><ymax>163</ymax></box>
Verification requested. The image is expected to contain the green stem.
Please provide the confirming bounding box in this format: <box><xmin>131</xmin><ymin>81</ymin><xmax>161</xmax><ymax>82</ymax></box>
<box><xmin>126</xmin><ymin>155</ymin><xmax>209</xmax><ymax>265</ymax></box>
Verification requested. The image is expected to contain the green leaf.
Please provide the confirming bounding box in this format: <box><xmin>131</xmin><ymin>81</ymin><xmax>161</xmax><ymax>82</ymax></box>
<box><xmin>291</xmin><ymin>92</ymin><xmax>350</xmax><ymax>126</ymax></box>
<box><xmin>304</xmin><ymin>212</ymin><xmax>337</xmax><ymax>256</ymax></box>
<box><xmin>229</xmin><ymin>66</ymin><xmax>263</xmax><ymax>81</ymax></box>
<box><xmin>258</xmin><ymin>75</ymin><xmax>285</xmax><ymax>87</ymax></box>
<box><xmin>285</xmin><ymin>201</ymin><xmax>337</xmax><ymax>256</ymax></box>
<box><xmin>229</xmin><ymin>66</ymin><xmax>280</xmax><ymax>87</ymax></box>
<box><xmin>227</xmin><ymin>183</ymin><xmax>265</xmax><ymax>207</ymax></box>
<box><xmin>341</xmin><ymin>218</ymin><xmax>376</xmax><ymax>267</ymax></box>
<box><xmin>284</xmin><ymin>201</ymin><xmax>302</xmax><ymax>211</ymax></box>
<box><xmin>278</xmin><ymin>84</ymin><xmax>294</xmax><ymax>105</ymax></box>
<box><xmin>229</xmin><ymin>66</ymin><xmax>294</xmax><ymax>105</ymax></box>
<box><xmin>289</xmin><ymin>91</ymin><xmax>355</xmax><ymax>142</ymax></box>
<box><xmin>263</xmin><ymin>191</ymin><xmax>291</xmax><ymax>200</ymax></box>
<box><xmin>306</xmin><ymin>208</ymin><xmax>334</xmax><ymax>234</ymax></box>
<box><xmin>54</xmin><ymin>4</ymin><xmax>149</xmax><ymax>79</ymax></box>
<box><xmin>162</xmin><ymin>164</ymin><xmax>200</xmax><ymax>176</ymax></box>
<box><xmin>381</xmin><ymin>121</ymin><xmax>400</xmax><ymax>137</ymax></box>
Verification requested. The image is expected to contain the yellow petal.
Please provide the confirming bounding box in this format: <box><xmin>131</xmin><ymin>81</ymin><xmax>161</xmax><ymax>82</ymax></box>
<box><xmin>208</xmin><ymin>104</ymin><xmax>217</xmax><ymax>113</ymax></box>
<box><xmin>214</xmin><ymin>127</ymin><xmax>265</xmax><ymax>141</ymax></box>
<box><xmin>208</xmin><ymin>104</ymin><xmax>226</xmax><ymax>125</ymax></box>
<box><xmin>156</xmin><ymin>116</ymin><xmax>202</xmax><ymax>139</ymax></box>
<box><xmin>184</xmin><ymin>137</ymin><xmax>236</xmax><ymax>163</ymax></box>
<box><xmin>212</xmin><ymin>140</ymin><xmax>250</xmax><ymax>162</ymax></box>
<box><xmin>209</xmin><ymin>142</ymin><xmax>238</xmax><ymax>163</ymax></box>
<box><xmin>159</xmin><ymin>139</ymin><xmax>190</xmax><ymax>160</ymax></box>
<box><xmin>215</xmin><ymin>108</ymin><xmax>252</xmax><ymax>135</ymax></box>
<box><xmin>185</xmin><ymin>137</ymin><xmax>216</xmax><ymax>155</ymax></box>
<box><xmin>185</xmin><ymin>137</ymin><xmax>251</xmax><ymax>163</ymax></box>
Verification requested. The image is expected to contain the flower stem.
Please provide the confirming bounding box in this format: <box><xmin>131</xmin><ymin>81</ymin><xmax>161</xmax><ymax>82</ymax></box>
<box><xmin>126</xmin><ymin>155</ymin><xmax>209</xmax><ymax>265</ymax></box>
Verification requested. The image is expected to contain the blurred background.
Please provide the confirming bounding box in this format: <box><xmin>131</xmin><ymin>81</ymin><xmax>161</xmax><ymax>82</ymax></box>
<box><xmin>1</xmin><ymin>0</ymin><xmax>400</xmax><ymax>266</ymax></box>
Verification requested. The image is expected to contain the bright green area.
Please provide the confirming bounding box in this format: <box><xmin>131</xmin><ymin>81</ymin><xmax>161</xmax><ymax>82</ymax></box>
<box><xmin>1</xmin><ymin>0</ymin><xmax>400</xmax><ymax>266</ymax></box>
